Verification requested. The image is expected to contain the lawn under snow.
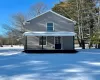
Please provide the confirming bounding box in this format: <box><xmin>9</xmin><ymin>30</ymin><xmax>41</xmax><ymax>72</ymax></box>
<box><xmin>0</xmin><ymin>46</ymin><xmax>100</xmax><ymax>80</ymax></box>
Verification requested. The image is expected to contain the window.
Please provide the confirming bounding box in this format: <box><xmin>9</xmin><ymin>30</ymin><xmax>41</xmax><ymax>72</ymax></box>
<box><xmin>39</xmin><ymin>36</ymin><xmax>46</xmax><ymax>45</ymax></box>
<box><xmin>47</xmin><ymin>23</ymin><xmax>54</xmax><ymax>31</ymax></box>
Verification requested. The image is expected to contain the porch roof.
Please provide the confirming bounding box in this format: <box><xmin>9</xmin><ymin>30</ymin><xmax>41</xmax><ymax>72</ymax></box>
<box><xmin>23</xmin><ymin>31</ymin><xmax>76</xmax><ymax>36</ymax></box>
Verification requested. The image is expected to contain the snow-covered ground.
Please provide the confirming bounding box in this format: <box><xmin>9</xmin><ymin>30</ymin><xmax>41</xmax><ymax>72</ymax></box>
<box><xmin>0</xmin><ymin>45</ymin><xmax>23</xmax><ymax>56</ymax></box>
<box><xmin>0</xmin><ymin>46</ymin><xmax>100</xmax><ymax>80</ymax></box>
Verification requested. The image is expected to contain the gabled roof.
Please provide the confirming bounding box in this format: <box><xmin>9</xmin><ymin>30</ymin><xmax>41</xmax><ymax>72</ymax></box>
<box><xmin>27</xmin><ymin>10</ymin><xmax>76</xmax><ymax>24</ymax></box>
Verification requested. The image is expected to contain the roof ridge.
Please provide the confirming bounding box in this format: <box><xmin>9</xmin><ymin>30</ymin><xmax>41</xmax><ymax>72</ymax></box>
<box><xmin>26</xmin><ymin>10</ymin><xmax>76</xmax><ymax>24</ymax></box>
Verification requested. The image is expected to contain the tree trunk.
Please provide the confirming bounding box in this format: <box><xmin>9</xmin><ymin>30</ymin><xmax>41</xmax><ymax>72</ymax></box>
<box><xmin>81</xmin><ymin>39</ymin><xmax>85</xmax><ymax>49</ymax></box>
<box><xmin>77</xmin><ymin>35</ymin><xmax>82</xmax><ymax>47</ymax></box>
<box><xmin>89</xmin><ymin>41</ymin><xmax>92</xmax><ymax>49</ymax></box>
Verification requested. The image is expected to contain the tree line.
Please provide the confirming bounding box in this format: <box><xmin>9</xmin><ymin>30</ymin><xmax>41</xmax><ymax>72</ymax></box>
<box><xmin>53</xmin><ymin>0</ymin><xmax>100</xmax><ymax>48</ymax></box>
<box><xmin>0</xmin><ymin>2</ymin><xmax>47</xmax><ymax>47</ymax></box>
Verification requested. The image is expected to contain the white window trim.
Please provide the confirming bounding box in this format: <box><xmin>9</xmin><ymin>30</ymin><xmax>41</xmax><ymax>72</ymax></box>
<box><xmin>46</xmin><ymin>22</ymin><xmax>54</xmax><ymax>31</ymax></box>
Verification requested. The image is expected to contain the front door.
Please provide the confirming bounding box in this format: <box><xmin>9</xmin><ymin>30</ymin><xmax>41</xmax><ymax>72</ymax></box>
<box><xmin>55</xmin><ymin>36</ymin><xmax>61</xmax><ymax>49</ymax></box>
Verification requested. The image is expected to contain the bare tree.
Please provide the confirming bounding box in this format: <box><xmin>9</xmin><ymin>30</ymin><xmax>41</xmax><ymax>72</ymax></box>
<box><xmin>2</xmin><ymin>24</ymin><xmax>14</xmax><ymax>47</ymax></box>
<box><xmin>2</xmin><ymin>23</ymin><xmax>24</xmax><ymax>46</ymax></box>
<box><xmin>76</xmin><ymin>0</ymin><xmax>82</xmax><ymax>47</ymax></box>
<box><xmin>0</xmin><ymin>35</ymin><xmax>3</xmax><ymax>47</ymax></box>
<box><xmin>11</xmin><ymin>13</ymin><xmax>26</xmax><ymax>33</ymax></box>
<box><xmin>1</xmin><ymin>2</ymin><xmax>48</xmax><ymax>46</ymax></box>
<box><xmin>2</xmin><ymin>24</ymin><xmax>13</xmax><ymax>32</ymax></box>
<box><xmin>7</xmin><ymin>31</ymin><xmax>14</xmax><ymax>47</ymax></box>
<box><xmin>29</xmin><ymin>2</ymin><xmax>47</xmax><ymax>17</ymax></box>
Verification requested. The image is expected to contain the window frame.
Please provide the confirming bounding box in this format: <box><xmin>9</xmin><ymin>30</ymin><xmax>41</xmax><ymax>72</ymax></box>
<box><xmin>46</xmin><ymin>22</ymin><xmax>54</xmax><ymax>32</ymax></box>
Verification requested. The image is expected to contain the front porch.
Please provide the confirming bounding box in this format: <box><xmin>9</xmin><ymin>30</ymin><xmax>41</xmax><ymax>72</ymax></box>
<box><xmin>23</xmin><ymin>31</ymin><xmax>76</xmax><ymax>52</ymax></box>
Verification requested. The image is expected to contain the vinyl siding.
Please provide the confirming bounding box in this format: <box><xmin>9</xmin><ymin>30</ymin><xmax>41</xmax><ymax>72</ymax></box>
<box><xmin>62</xmin><ymin>36</ymin><xmax>74</xmax><ymax>50</ymax></box>
<box><xmin>25</xmin><ymin>11</ymin><xmax>74</xmax><ymax>32</ymax></box>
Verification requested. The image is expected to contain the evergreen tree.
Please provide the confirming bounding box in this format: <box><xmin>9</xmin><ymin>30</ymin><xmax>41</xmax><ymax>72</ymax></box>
<box><xmin>52</xmin><ymin>0</ymin><xmax>97</xmax><ymax>47</ymax></box>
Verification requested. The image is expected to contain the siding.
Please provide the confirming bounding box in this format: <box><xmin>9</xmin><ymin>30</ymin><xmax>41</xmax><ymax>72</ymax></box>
<box><xmin>27</xmin><ymin>36</ymin><xmax>41</xmax><ymax>50</ymax></box>
<box><xmin>25</xmin><ymin>11</ymin><xmax>74</xmax><ymax>32</ymax></box>
<box><xmin>62</xmin><ymin>36</ymin><xmax>74</xmax><ymax>50</ymax></box>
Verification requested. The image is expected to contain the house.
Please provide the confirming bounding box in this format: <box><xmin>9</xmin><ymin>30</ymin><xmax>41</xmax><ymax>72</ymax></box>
<box><xmin>23</xmin><ymin>10</ymin><xmax>76</xmax><ymax>52</ymax></box>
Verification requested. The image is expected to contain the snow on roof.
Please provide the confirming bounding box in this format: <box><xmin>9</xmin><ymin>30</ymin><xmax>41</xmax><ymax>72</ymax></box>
<box><xmin>23</xmin><ymin>31</ymin><xmax>76</xmax><ymax>36</ymax></box>
<box><xmin>27</xmin><ymin>10</ymin><xmax>76</xmax><ymax>24</ymax></box>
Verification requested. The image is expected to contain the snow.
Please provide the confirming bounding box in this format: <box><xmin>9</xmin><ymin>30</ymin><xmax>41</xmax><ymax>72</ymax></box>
<box><xmin>24</xmin><ymin>31</ymin><xmax>76</xmax><ymax>36</ymax></box>
<box><xmin>0</xmin><ymin>46</ymin><xmax>100</xmax><ymax>80</ymax></box>
<box><xmin>0</xmin><ymin>45</ymin><xmax>23</xmax><ymax>56</ymax></box>
<box><xmin>62</xmin><ymin>67</ymin><xmax>86</xmax><ymax>73</ymax></box>
<box><xmin>0</xmin><ymin>45</ymin><xmax>23</xmax><ymax>50</ymax></box>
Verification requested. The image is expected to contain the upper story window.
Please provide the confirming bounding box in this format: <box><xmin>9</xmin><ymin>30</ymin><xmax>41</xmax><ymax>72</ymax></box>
<box><xmin>47</xmin><ymin>23</ymin><xmax>54</xmax><ymax>32</ymax></box>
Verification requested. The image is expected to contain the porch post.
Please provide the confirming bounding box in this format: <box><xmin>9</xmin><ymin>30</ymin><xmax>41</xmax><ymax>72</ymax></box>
<box><xmin>42</xmin><ymin>36</ymin><xmax>43</xmax><ymax>50</ymax></box>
